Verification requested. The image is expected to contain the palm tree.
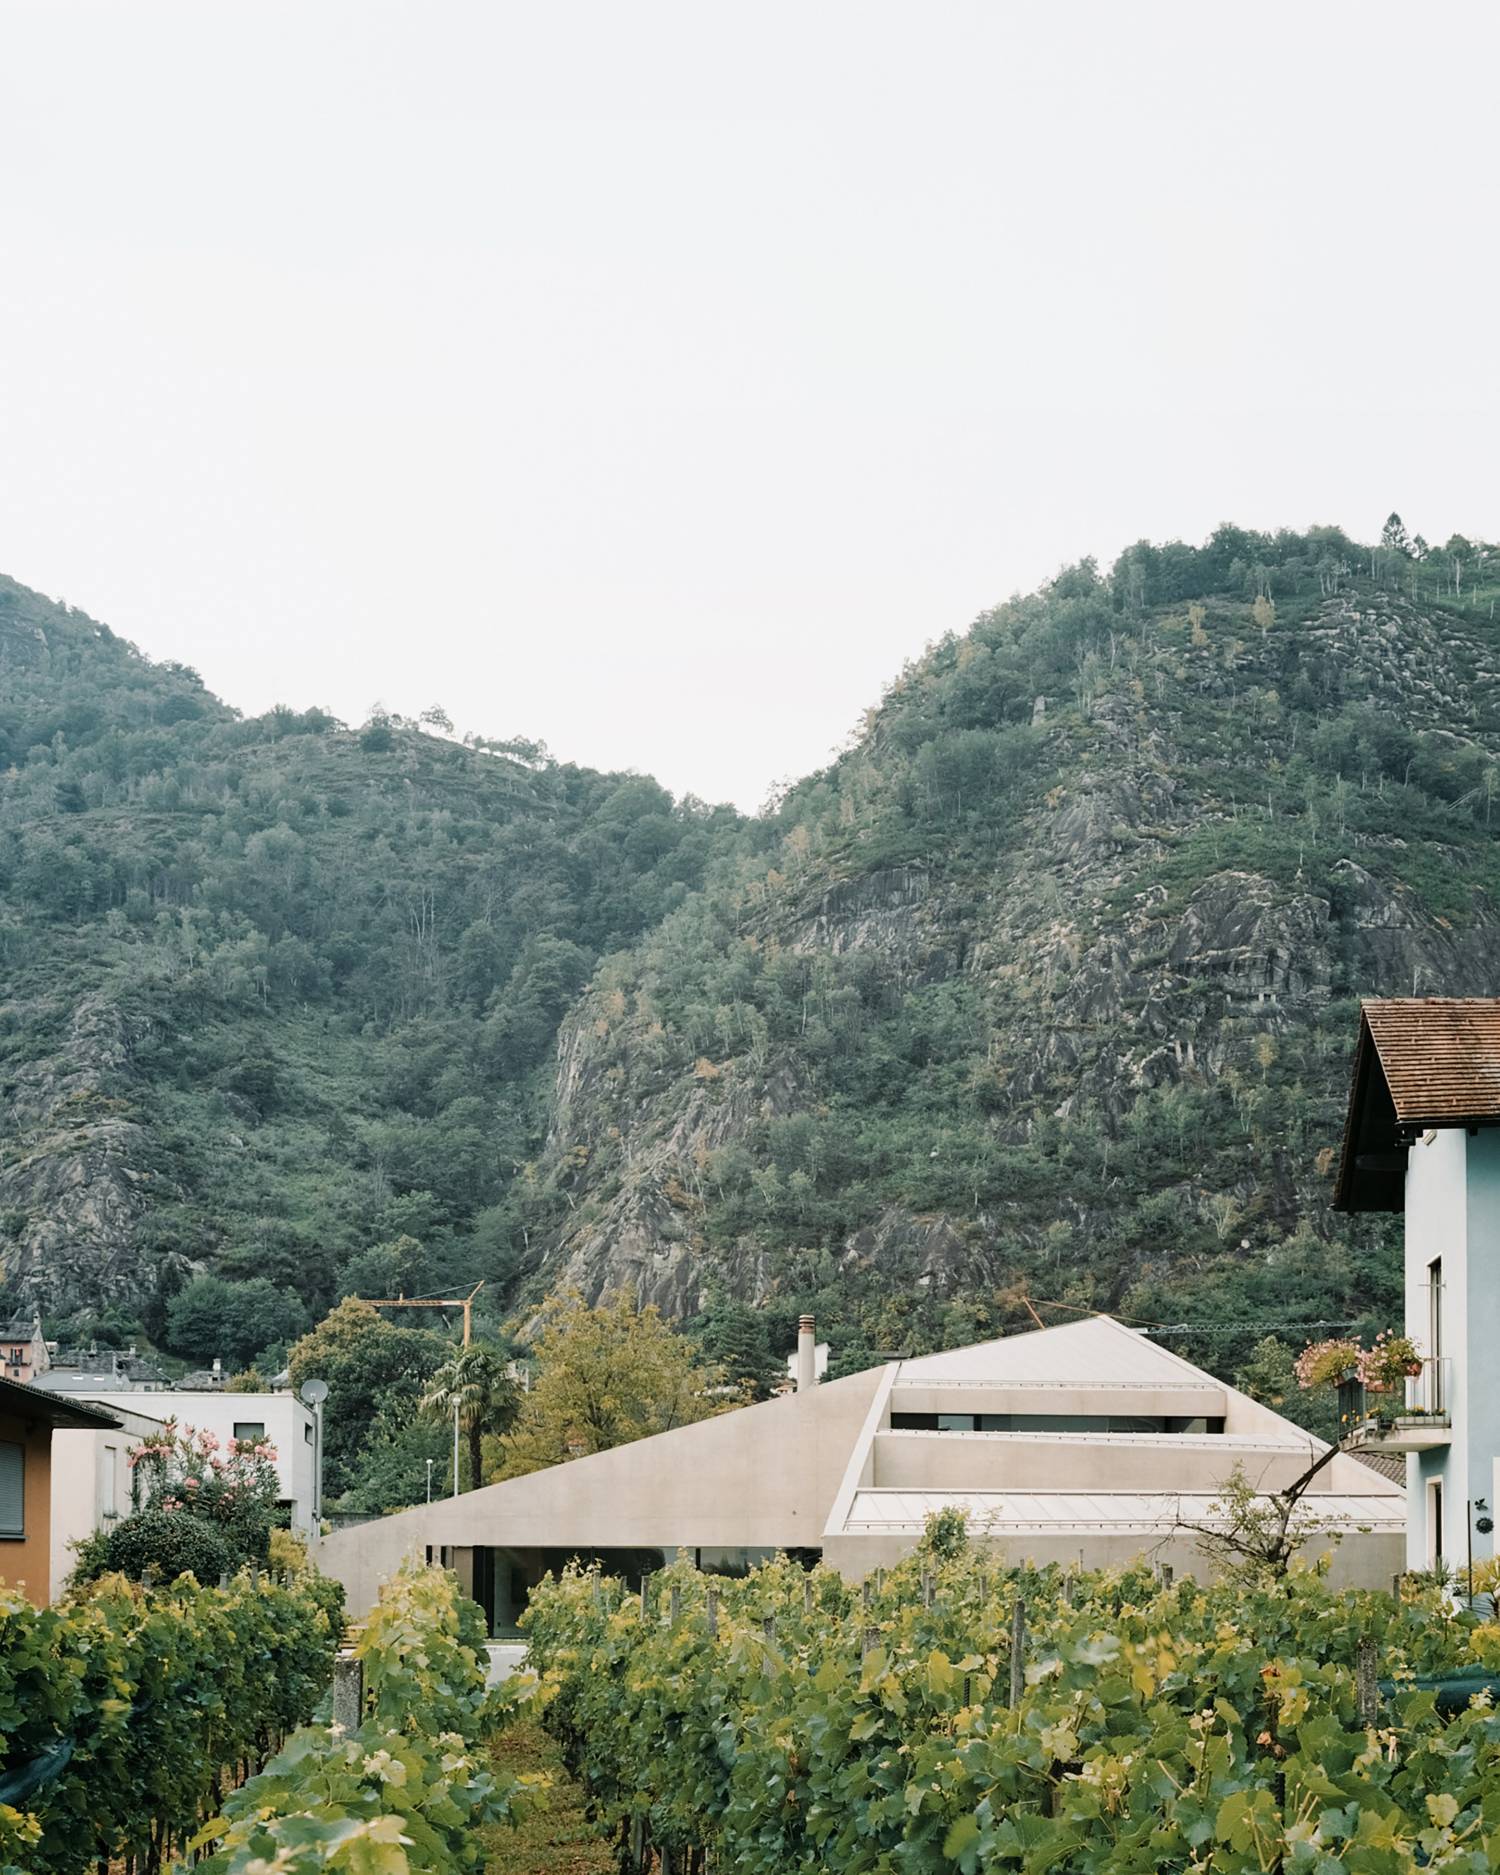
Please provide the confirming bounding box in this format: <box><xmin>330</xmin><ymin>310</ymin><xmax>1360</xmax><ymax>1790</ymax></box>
<box><xmin>420</xmin><ymin>1344</ymin><xmax>518</xmax><ymax>1491</ymax></box>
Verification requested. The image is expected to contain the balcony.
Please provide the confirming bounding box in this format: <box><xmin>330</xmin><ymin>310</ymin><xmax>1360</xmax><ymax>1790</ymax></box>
<box><xmin>1347</xmin><ymin>1358</ymin><xmax>1452</xmax><ymax>1453</ymax></box>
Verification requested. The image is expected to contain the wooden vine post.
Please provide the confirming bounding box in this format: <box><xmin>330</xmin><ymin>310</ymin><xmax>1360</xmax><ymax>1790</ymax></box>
<box><xmin>1009</xmin><ymin>1598</ymin><xmax>1027</xmax><ymax>1708</ymax></box>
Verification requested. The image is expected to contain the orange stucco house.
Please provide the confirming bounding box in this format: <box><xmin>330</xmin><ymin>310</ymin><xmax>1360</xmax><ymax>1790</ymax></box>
<box><xmin>0</xmin><ymin>1374</ymin><xmax>118</xmax><ymax>1604</ymax></box>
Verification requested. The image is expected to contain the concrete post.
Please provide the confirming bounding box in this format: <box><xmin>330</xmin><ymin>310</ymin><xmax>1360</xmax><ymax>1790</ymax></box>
<box><xmin>1356</xmin><ymin>1638</ymin><xmax>1380</xmax><ymax>1725</ymax></box>
<box><xmin>332</xmin><ymin>1651</ymin><xmax>364</xmax><ymax>1732</ymax></box>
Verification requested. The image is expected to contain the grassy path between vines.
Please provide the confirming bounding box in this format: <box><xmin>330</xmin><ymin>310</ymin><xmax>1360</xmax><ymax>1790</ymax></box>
<box><xmin>481</xmin><ymin>1721</ymin><xmax>616</xmax><ymax>1875</ymax></box>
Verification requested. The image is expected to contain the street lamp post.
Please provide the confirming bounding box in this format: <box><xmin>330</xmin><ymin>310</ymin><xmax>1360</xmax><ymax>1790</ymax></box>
<box><xmin>299</xmin><ymin>1377</ymin><xmax>329</xmax><ymax>1534</ymax></box>
<box><xmin>426</xmin><ymin>1458</ymin><xmax>434</xmax><ymax>1504</ymax></box>
<box><xmin>453</xmin><ymin>1399</ymin><xmax>461</xmax><ymax>1497</ymax></box>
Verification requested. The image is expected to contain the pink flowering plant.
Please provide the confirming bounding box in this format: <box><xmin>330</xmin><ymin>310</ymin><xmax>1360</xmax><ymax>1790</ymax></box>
<box><xmin>1294</xmin><ymin>1332</ymin><xmax>1425</xmax><ymax>1395</ymax></box>
<box><xmin>1358</xmin><ymin>1330</ymin><xmax>1424</xmax><ymax>1390</ymax></box>
<box><xmin>128</xmin><ymin>1419</ymin><xmax>283</xmax><ymax>1566</ymax></box>
<box><xmin>1292</xmin><ymin>1337</ymin><xmax>1363</xmax><ymax>1390</ymax></box>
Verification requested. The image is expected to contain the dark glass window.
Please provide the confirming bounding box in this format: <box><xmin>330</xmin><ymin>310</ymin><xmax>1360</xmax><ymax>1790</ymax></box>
<box><xmin>890</xmin><ymin>1412</ymin><xmax>1225</xmax><ymax>1435</ymax></box>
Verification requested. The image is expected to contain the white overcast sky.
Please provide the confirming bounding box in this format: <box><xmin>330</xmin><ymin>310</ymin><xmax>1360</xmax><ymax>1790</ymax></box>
<box><xmin>1</xmin><ymin>3</ymin><xmax>1496</xmax><ymax>810</ymax></box>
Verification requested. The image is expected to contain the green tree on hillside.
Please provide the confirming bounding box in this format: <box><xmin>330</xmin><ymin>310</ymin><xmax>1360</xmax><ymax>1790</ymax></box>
<box><xmin>287</xmin><ymin>1298</ymin><xmax>446</xmax><ymax>1496</ymax></box>
<box><xmin>165</xmin><ymin>1274</ymin><xmax>309</xmax><ymax>1370</ymax></box>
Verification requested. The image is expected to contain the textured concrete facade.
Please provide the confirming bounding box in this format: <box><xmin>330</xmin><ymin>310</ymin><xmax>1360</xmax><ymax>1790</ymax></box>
<box><xmin>319</xmin><ymin>1318</ymin><xmax>1403</xmax><ymax>1620</ymax></box>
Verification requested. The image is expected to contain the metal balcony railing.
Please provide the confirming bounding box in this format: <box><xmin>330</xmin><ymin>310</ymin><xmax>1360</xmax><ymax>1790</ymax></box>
<box><xmin>1344</xmin><ymin>1357</ymin><xmax>1452</xmax><ymax>1452</ymax></box>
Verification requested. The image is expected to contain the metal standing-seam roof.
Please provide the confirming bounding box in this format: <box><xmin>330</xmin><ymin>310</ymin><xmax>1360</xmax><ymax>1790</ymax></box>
<box><xmin>1336</xmin><ymin>998</ymin><xmax>1500</xmax><ymax>1211</ymax></box>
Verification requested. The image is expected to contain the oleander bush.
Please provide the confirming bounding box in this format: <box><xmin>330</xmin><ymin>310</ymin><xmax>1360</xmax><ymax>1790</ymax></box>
<box><xmin>0</xmin><ymin>1567</ymin><xmax>340</xmax><ymax>1875</ymax></box>
<box><xmin>523</xmin><ymin>1547</ymin><xmax>1500</xmax><ymax>1874</ymax></box>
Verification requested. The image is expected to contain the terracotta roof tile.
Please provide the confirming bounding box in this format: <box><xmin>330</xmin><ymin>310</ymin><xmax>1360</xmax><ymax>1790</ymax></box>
<box><xmin>1351</xmin><ymin>1448</ymin><xmax>1406</xmax><ymax>1484</ymax></box>
<box><xmin>1363</xmin><ymin>998</ymin><xmax>1500</xmax><ymax>1123</ymax></box>
<box><xmin>1335</xmin><ymin>998</ymin><xmax>1500</xmax><ymax>1211</ymax></box>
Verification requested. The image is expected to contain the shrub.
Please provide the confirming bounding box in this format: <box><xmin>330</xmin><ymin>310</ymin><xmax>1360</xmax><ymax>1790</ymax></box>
<box><xmin>72</xmin><ymin>1506</ymin><xmax>236</xmax><ymax>1585</ymax></box>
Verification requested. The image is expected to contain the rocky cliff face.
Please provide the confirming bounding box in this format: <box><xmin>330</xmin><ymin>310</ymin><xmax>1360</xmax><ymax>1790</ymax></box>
<box><xmin>525</xmin><ymin>587</ymin><xmax>1500</xmax><ymax>1346</ymax></box>
<box><xmin>0</xmin><ymin>991</ymin><xmax>182</xmax><ymax>1314</ymax></box>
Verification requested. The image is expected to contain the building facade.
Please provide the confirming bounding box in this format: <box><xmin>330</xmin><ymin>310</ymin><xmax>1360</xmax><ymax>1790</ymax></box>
<box><xmin>318</xmin><ymin>1315</ymin><xmax>1403</xmax><ymax>1624</ymax></box>
<box><xmin>0</xmin><ymin>1376</ymin><xmax>118</xmax><ymax>1604</ymax></box>
<box><xmin>47</xmin><ymin>1400</ymin><xmax>168</xmax><ymax>1598</ymax></box>
<box><xmin>1336</xmin><ymin>998</ymin><xmax>1500</xmax><ymax>1575</ymax></box>
<box><xmin>53</xmin><ymin>1389</ymin><xmax>319</xmax><ymax>1537</ymax></box>
<box><xmin>0</xmin><ymin>1316</ymin><xmax>50</xmax><ymax>1385</ymax></box>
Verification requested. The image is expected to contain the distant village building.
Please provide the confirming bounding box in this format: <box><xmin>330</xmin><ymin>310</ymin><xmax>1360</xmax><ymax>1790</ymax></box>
<box><xmin>0</xmin><ymin>1315</ymin><xmax>50</xmax><ymax>1386</ymax></box>
<box><xmin>1335</xmin><ymin>997</ymin><xmax>1500</xmax><ymax>1575</ymax></box>
<box><xmin>318</xmin><ymin>1314</ymin><xmax>1403</xmax><ymax>1627</ymax></box>
<box><xmin>33</xmin><ymin>1346</ymin><xmax>170</xmax><ymax>1391</ymax></box>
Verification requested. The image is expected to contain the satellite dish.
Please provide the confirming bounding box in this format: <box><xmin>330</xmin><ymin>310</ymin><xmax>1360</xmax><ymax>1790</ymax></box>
<box><xmin>300</xmin><ymin>1377</ymin><xmax>329</xmax><ymax>1405</ymax></box>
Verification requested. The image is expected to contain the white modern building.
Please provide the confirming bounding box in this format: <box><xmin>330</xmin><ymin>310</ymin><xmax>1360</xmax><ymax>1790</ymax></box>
<box><xmin>51</xmin><ymin>1389</ymin><xmax>319</xmax><ymax>1537</ymax></box>
<box><xmin>318</xmin><ymin>1314</ymin><xmax>1403</xmax><ymax>1625</ymax></box>
<box><xmin>48</xmin><ymin>1398</ymin><xmax>166</xmax><ymax>1598</ymax></box>
<box><xmin>1335</xmin><ymin>997</ymin><xmax>1500</xmax><ymax>1576</ymax></box>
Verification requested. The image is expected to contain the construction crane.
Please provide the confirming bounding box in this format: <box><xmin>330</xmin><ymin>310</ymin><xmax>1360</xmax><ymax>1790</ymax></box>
<box><xmin>363</xmin><ymin>1280</ymin><xmax>485</xmax><ymax>1346</ymax></box>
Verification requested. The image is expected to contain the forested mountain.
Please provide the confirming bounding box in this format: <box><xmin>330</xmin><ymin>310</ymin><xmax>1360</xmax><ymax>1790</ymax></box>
<box><xmin>514</xmin><ymin>522</ymin><xmax>1500</xmax><ymax>1380</ymax></box>
<box><xmin>0</xmin><ymin>573</ymin><xmax>737</xmax><ymax>1356</ymax></box>
<box><xmin>5</xmin><ymin>520</ymin><xmax>1500</xmax><ymax>1389</ymax></box>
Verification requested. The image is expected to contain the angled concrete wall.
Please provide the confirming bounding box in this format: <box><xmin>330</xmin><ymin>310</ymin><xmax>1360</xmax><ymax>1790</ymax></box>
<box><xmin>319</xmin><ymin>1365</ymin><xmax>885</xmax><ymax>1614</ymax></box>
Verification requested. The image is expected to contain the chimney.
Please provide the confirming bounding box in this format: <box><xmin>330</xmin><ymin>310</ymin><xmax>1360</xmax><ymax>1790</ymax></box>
<box><xmin>796</xmin><ymin>1315</ymin><xmax>817</xmax><ymax>1394</ymax></box>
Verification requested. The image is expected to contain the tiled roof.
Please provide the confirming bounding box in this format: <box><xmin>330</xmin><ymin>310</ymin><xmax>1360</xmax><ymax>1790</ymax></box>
<box><xmin>1363</xmin><ymin>999</ymin><xmax>1500</xmax><ymax>1123</ymax></box>
<box><xmin>1335</xmin><ymin>998</ymin><xmax>1500</xmax><ymax>1211</ymax></box>
<box><xmin>1351</xmin><ymin>1449</ymin><xmax>1407</xmax><ymax>1484</ymax></box>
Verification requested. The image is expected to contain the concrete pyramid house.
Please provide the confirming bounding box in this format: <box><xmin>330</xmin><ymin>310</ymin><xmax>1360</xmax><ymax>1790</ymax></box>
<box><xmin>320</xmin><ymin>1313</ymin><xmax>1402</xmax><ymax>1626</ymax></box>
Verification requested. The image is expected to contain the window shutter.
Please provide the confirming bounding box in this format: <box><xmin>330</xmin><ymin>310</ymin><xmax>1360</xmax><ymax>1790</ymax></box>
<box><xmin>0</xmin><ymin>1442</ymin><xmax>23</xmax><ymax>1538</ymax></box>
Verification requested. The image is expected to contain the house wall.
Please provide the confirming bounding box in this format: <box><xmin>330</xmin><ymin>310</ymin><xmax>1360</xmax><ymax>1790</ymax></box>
<box><xmin>62</xmin><ymin>1391</ymin><xmax>318</xmax><ymax>1535</ymax></box>
<box><xmin>891</xmin><ymin>1383</ymin><xmax>1225</xmax><ymax>1420</ymax></box>
<box><xmin>871</xmin><ymin>1432</ymin><xmax>1330</xmax><ymax>1494</ymax></box>
<box><xmin>318</xmin><ymin>1367</ymin><xmax>887</xmax><ymax>1616</ymax></box>
<box><xmin>48</xmin><ymin>1406</ymin><xmax>163</xmax><ymax>1597</ymax></box>
<box><xmin>1404</xmin><ymin>1126</ymin><xmax>1495</xmax><ymax>1573</ymax></box>
<box><xmin>1465</xmin><ymin>1132</ymin><xmax>1500</xmax><ymax>1566</ymax></box>
<box><xmin>0</xmin><ymin>1409</ymin><xmax>53</xmax><ymax>1605</ymax></box>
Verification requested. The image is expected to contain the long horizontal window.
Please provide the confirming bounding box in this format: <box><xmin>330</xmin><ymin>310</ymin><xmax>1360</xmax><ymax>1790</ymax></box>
<box><xmin>890</xmin><ymin>1412</ymin><xmax>1225</xmax><ymax>1434</ymax></box>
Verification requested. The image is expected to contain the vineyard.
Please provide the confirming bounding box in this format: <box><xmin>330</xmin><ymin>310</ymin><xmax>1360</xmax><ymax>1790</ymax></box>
<box><xmin>190</xmin><ymin>1560</ymin><xmax>529</xmax><ymax>1873</ymax></box>
<box><xmin>1</xmin><ymin>1560</ymin><xmax>526</xmax><ymax>1875</ymax></box>
<box><xmin>523</xmin><ymin>1544</ymin><xmax>1500</xmax><ymax>1874</ymax></box>
<box><xmin>0</xmin><ymin>1567</ymin><xmax>342</xmax><ymax>1875</ymax></box>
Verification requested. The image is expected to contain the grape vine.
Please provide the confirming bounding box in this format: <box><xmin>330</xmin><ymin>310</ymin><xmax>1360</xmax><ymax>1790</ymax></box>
<box><xmin>524</xmin><ymin>1548</ymin><xmax>1500</xmax><ymax>1873</ymax></box>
